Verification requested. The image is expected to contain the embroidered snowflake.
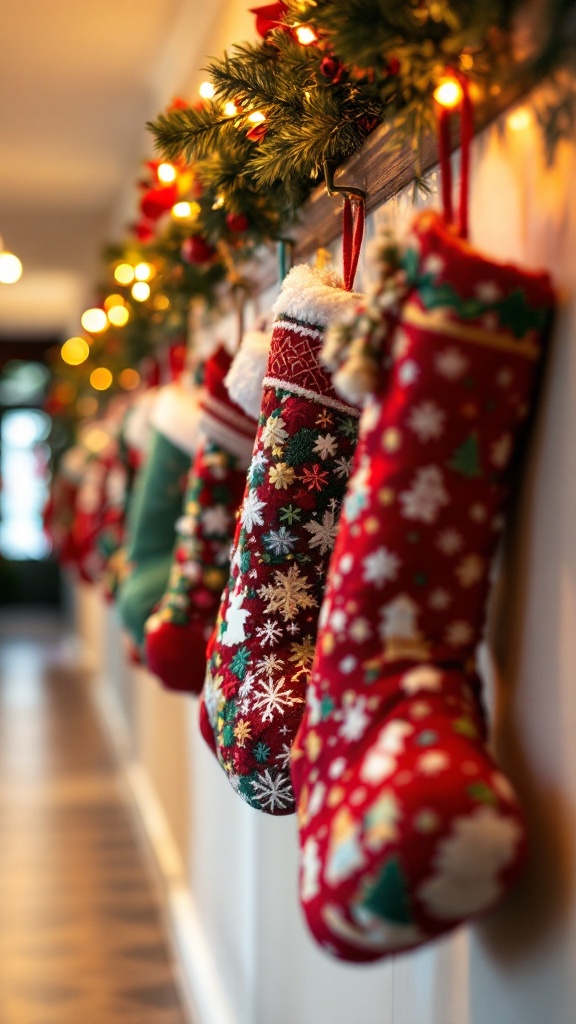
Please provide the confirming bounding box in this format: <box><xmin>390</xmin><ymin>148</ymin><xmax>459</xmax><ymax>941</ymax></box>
<box><xmin>257</xmin><ymin>564</ymin><xmax>318</xmax><ymax>621</ymax></box>
<box><xmin>418</xmin><ymin>750</ymin><xmax>450</xmax><ymax>775</ymax></box>
<box><xmin>275</xmin><ymin>743</ymin><xmax>292</xmax><ymax>770</ymax></box>
<box><xmin>238</xmin><ymin>671</ymin><xmax>255</xmax><ymax>699</ymax></box>
<box><xmin>255</xmin><ymin>653</ymin><xmax>284</xmax><ymax>679</ymax></box>
<box><xmin>234</xmin><ymin>719</ymin><xmax>252</xmax><ymax>747</ymax></box>
<box><xmin>362</xmin><ymin>546</ymin><xmax>401</xmax><ymax>587</ymax></box>
<box><xmin>262</xmin><ymin>414</ymin><xmax>288</xmax><ymax>449</ymax></box>
<box><xmin>304</xmin><ymin>505</ymin><xmax>338</xmax><ymax>555</ymax></box>
<box><xmin>263</xmin><ymin>526</ymin><xmax>297</xmax><ymax>556</ymax></box>
<box><xmin>399</xmin><ymin>466</ymin><xmax>450</xmax><ymax>523</ymax></box>
<box><xmin>428</xmin><ymin>588</ymin><xmax>452</xmax><ymax>611</ymax></box>
<box><xmin>339</xmin><ymin>695</ymin><xmax>370</xmax><ymax>742</ymax></box>
<box><xmin>289</xmin><ymin>636</ymin><xmax>315</xmax><ymax>672</ymax></box>
<box><xmin>255</xmin><ymin>618</ymin><xmax>283</xmax><ymax>646</ymax></box>
<box><xmin>435</xmin><ymin>347</ymin><xmax>468</xmax><ymax>380</ymax></box>
<box><xmin>241</xmin><ymin>490</ymin><xmax>267</xmax><ymax>532</ymax></box>
<box><xmin>175</xmin><ymin>514</ymin><xmax>196</xmax><ymax>537</ymax></box>
<box><xmin>455</xmin><ymin>554</ymin><xmax>485</xmax><ymax>588</ymax></box>
<box><xmin>313</xmin><ymin>433</ymin><xmax>338</xmax><ymax>460</ymax></box>
<box><xmin>445</xmin><ymin>620</ymin><xmax>474</xmax><ymax>647</ymax></box>
<box><xmin>300</xmin><ymin>464</ymin><xmax>329</xmax><ymax>491</ymax></box>
<box><xmin>249</xmin><ymin>449</ymin><xmax>267</xmax><ymax>483</ymax></box>
<box><xmin>436</xmin><ymin>528</ymin><xmax>464</xmax><ymax>557</ymax></box>
<box><xmin>407</xmin><ymin>401</ymin><xmax>446</xmax><ymax>443</ymax></box>
<box><xmin>250</xmin><ymin>769</ymin><xmax>293</xmax><ymax>812</ymax></box>
<box><xmin>316</xmin><ymin>409</ymin><xmax>334</xmax><ymax>429</ymax></box>
<box><xmin>269</xmin><ymin>462</ymin><xmax>296</xmax><ymax>490</ymax></box>
<box><xmin>475</xmin><ymin>280</ymin><xmax>502</xmax><ymax>303</ymax></box>
<box><xmin>334</xmin><ymin>455</ymin><xmax>352</xmax><ymax>479</ymax></box>
<box><xmin>398</xmin><ymin>360</ymin><xmax>419</xmax><ymax>386</ymax></box>
<box><xmin>252</xmin><ymin>676</ymin><xmax>304</xmax><ymax>722</ymax></box>
<box><xmin>202</xmin><ymin>505</ymin><xmax>230</xmax><ymax>535</ymax></box>
<box><xmin>349</xmin><ymin>617</ymin><xmax>372</xmax><ymax>642</ymax></box>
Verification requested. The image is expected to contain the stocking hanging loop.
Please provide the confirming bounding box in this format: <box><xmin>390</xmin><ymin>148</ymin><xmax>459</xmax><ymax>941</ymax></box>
<box><xmin>434</xmin><ymin>73</ymin><xmax>474</xmax><ymax>240</ymax></box>
<box><xmin>323</xmin><ymin>160</ymin><xmax>366</xmax><ymax>292</ymax></box>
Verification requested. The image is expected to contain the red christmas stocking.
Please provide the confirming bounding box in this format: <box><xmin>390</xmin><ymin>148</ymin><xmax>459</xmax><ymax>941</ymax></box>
<box><xmin>144</xmin><ymin>345</ymin><xmax>258</xmax><ymax>693</ymax></box>
<box><xmin>200</xmin><ymin>265</ymin><xmax>360</xmax><ymax>814</ymax></box>
<box><xmin>291</xmin><ymin>210</ymin><xmax>555</xmax><ymax>961</ymax></box>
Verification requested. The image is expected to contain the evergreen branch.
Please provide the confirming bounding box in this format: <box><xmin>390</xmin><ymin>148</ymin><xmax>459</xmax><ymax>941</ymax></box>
<box><xmin>148</xmin><ymin>104</ymin><xmax>235</xmax><ymax>162</ymax></box>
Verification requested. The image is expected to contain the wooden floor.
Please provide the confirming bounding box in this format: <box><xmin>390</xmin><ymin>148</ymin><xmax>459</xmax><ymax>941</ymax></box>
<box><xmin>0</xmin><ymin>611</ymin><xmax>189</xmax><ymax>1024</ymax></box>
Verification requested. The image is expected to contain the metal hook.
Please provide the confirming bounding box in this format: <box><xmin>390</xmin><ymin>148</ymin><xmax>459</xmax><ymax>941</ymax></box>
<box><xmin>323</xmin><ymin>160</ymin><xmax>366</xmax><ymax>203</ymax></box>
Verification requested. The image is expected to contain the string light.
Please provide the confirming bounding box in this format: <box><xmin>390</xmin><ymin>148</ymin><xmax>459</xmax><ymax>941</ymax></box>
<box><xmin>114</xmin><ymin>263</ymin><xmax>135</xmax><ymax>285</ymax></box>
<box><xmin>81</xmin><ymin>308</ymin><xmax>108</xmax><ymax>333</ymax></box>
<box><xmin>157</xmin><ymin>162</ymin><xmax>177</xmax><ymax>183</ymax></box>
<box><xmin>153</xmin><ymin>294</ymin><xmax>170</xmax><ymax>310</ymax></box>
<box><xmin>247</xmin><ymin>110</ymin><xmax>266</xmax><ymax>124</ymax></box>
<box><xmin>103</xmin><ymin>293</ymin><xmax>125</xmax><ymax>311</ymax></box>
<box><xmin>434</xmin><ymin>77</ymin><xmax>464</xmax><ymax>109</ymax></box>
<box><xmin>0</xmin><ymin>251</ymin><xmax>23</xmax><ymax>284</ymax></box>
<box><xmin>294</xmin><ymin>25</ymin><xmax>318</xmax><ymax>45</ymax></box>
<box><xmin>199</xmin><ymin>81</ymin><xmax>216</xmax><ymax>100</ymax></box>
<box><xmin>107</xmin><ymin>305</ymin><xmax>130</xmax><ymax>327</ymax></box>
<box><xmin>223</xmin><ymin>101</ymin><xmax>238</xmax><ymax>117</ymax></box>
<box><xmin>508</xmin><ymin>107</ymin><xmax>532</xmax><ymax>131</ymax></box>
<box><xmin>131</xmin><ymin>281</ymin><xmax>151</xmax><ymax>302</ymax></box>
<box><xmin>118</xmin><ymin>368</ymin><xmax>141</xmax><ymax>390</ymax></box>
<box><xmin>90</xmin><ymin>367</ymin><xmax>113</xmax><ymax>391</ymax></box>
<box><xmin>134</xmin><ymin>261</ymin><xmax>153</xmax><ymax>281</ymax></box>
<box><xmin>61</xmin><ymin>337</ymin><xmax>90</xmax><ymax>366</ymax></box>
<box><xmin>172</xmin><ymin>201</ymin><xmax>192</xmax><ymax>218</ymax></box>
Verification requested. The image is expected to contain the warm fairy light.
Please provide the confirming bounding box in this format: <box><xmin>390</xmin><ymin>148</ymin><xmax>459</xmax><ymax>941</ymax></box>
<box><xmin>90</xmin><ymin>367</ymin><xmax>113</xmax><ymax>391</ymax></box>
<box><xmin>157</xmin><ymin>162</ymin><xmax>177</xmax><ymax>183</ymax></box>
<box><xmin>199</xmin><ymin>81</ymin><xmax>216</xmax><ymax>100</ymax></box>
<box><xmin>107</xmin><ymin>305</ymin><xmax>130</xmax><ymax>327</ymax></box>
<box><xmin>247</xmin><ymin>110</ymin><xmax>266</xmax><ymax>124</ymax></box>
<box><xmin>0</xmin><ymin>251</ymin><xmax>23</xmax><ymax>284</ymax></box>
<box><xmin>103</xmin><ymin>293</ymin><xmax>125</xmax><ymax>311</ymax></box>
<box><xmin>460</xmin><ymin>53</ymin><xmax>474</xmax><ymax>71</ymax></box>
<box><xmin>84</xmin><ymin>426</ymin><xmax>112</xmax><ymax>452</ymax></box>
<box><xmin>153</xmin><ymin>294</ymin><xmax>170</xmax><ymax>310</ymax></box>
<box><xmin>114</xmin><ymin>263</ymin><xmax>135</xmax><ymax>285</ymax></box>
<box><xmin>131</xmin><ymin>281</ymin><xmax>151</xmax><ymax>302</ymax></box>
<box><xmin>134</xmin><ymin>261</ymin><xmax>153</xmax><ymax>281</ymax></box>
<box><xmin>61</xmin><ymin>337</ymin><xmax>90</xmax><ymax>366</ymax></box>
<box><xmin>508</xmin><ymin>107</ymin><xmax>532</xmax><ymax>131</ymax></box>
<box><xmin>118</xmin><ymin>368</ymin><xmax>141</xmax><ymax>390</ymax></box>
<box><xmin>172</xmin><ymin>201</ymin><xmax>193</xmax><ymax>218</ymax></box>
<box><xmin>212</xmin><ymin>194</ymin><xmax>225</xmax><ymax>210</ymax></box>
<box><xmin>294</xmin><ymin>25</ymin><xmax>318</xmax><ymax>45</ymax></box>
<box><xmin>434</xmin><ymin>77</ymin><xmax>464</xmax><ymax>109</ymax></box>
<box><xmin>81</xmin><ymin>307</ymin><xmax>108</xmax><ymax>333</ymax></box>
<box><xmin>223</xmin><ymin>101</ymin><xmax>238</xmax><ymax>116</ymax></box>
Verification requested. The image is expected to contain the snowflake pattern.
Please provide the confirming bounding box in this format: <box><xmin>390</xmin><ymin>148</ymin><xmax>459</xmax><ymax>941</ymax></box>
<box><xmin>407</xmin><ymin>401</ymin><xmax>446</xmax><ymax>442</ymax></box>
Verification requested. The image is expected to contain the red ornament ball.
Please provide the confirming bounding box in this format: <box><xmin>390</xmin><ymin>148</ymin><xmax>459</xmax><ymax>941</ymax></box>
<box><xmin>319</xmin><ymin>55</ymin><xmax>344</xmax><ymax>84</ymax></box>
<box><xmin>225</xmin><ymin>212</ymin><xmax>250</xmax><ymax>234</ymax></box>
<box><xmin>181</xmin><ymin>235</ymin><xmax>216</xmax><ymax>265</ymax></box>
<box><xmin>141</xmin><ymin>184</ymin><xmax>178</xmax><ymax>222</ymax></box>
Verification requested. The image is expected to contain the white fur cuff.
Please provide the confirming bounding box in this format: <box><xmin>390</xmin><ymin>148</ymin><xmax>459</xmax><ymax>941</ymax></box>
<box><xmin>149</xmin><ymin>382</ymin><xmax>203</xmax><ymax>456</ymax></box>
<box><xmin>224</xmin><ymin>330</ymin><xmax>271</xmax><ymax>420</ymax></box>
<box><xmin>271</xmin><ymin>263</ymin><xmax>361</xmax><ymax>328</ymax></box>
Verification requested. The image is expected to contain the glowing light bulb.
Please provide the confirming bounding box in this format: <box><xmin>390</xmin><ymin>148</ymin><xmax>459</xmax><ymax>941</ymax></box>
<box><xmin>433</xmin><ymin>77</ymin><xmax>464</xmax><ymax>109</ymax></box>
<box><xmin>81</xmin><ymin>308</ymin><xmax>108</xmax><ymax>333</ymax></box>
<box><xmin>61</xmin><ymin>337</ymin><xmax>90</xmax><ymax>366</ymax></box>
<box><xmin>103</xmin><ymin>293</ymin><xmax>125</xmax><ymax>311</ymax></box>
<box><xmin>108</xmin><ymin>305</ymin><xmax>130</xmax><ymax>327</ymax></box>
<box><xmin>295</xmin><ymin>25</ymin><xmax>318</xmax><ymax>45</ymax></box>
<box><xmin>172</xmin><ymin>201</ymin><xmax>192</xmax><ymax>218</ymax></box>
<box><xmin>157</xmin><ymin>162</ymin><xmax>177</xmax><ymax>183</ymax></box>
<box><xmin>134</xmin><ymin>261</ymin><xmax>153</xmax><ymax>281</ymax></box>
<box><xmin>247</xmin><ymin>110</ymin><xmax>266</xmax><ymax>124</ymax></box>
<box><xmin>153</xmin><ymin>294</ymin><xmax>170</xmax><ymax>311</ymax></box>
<box><xmin>199</xmin><ymin>81</ymin><xmax>215</xmax><ymax>100</ymax></box>
<box><xmin>119</xmin><ymin>368</ymin><xmax>141</xmax><ymax>390</ymax></box>
<box><xmin>90</xmin><ymin>367</ymin><xmax>113</xmax><ymax>391</ymax></box>
<box><xmin>131</xmin><ymin>281</ymin><xmax>151</xmax><ymax>302</ymax></box>
<box><xmin>114</xmin><ymin>263</ymin><xmax>135</xmax><ymax>285</ymax></box>
<box><xmin>508</xmin><ymin>107</ymin><xmax>532</xmax><ymax>132</ymax></box>
<box><xmin>224</xmin><ymin>101</ymin><xmax>238</xmax><ymax>117</ymax></box>
<box><xmin>0</xmin><ymin>252</ymin><xmax>23</xmax><ymax>284</ymax></box>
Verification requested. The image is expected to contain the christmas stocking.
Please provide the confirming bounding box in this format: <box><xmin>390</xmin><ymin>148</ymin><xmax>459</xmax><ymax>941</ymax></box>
<box><xmin>201</xmin><ymin>265</ymin><xmax>360</xmax><ymax>814</ymax></box>
<box><xmin>144</xmin><ymin>344</ymin><xmax>260</xmax><ymax>694</ymax></box>
<box><xmin>117</xmin><ymin>379</ymin><xmax>202</xmax><ymax>650</ymax></box>
<box><xmin>291</xmin><ymin>209</ymin><xmax>555</xmax><ymax>961</ymax></box>
<box><xmin>99</xmin><ymin>388</ymin><xmax>158</xmax><ymax>600</ymax></box>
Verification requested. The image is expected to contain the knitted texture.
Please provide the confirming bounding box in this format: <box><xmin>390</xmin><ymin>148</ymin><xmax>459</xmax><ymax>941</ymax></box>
<box><xmin>200</xmin><ymin>265</ymin><xmax>361</xmax><ymax>814</ymax></box>
<box><xmin>291</xmin><ymin>210</ymin><xmax>555</xmax><ymax>960</ymax></box>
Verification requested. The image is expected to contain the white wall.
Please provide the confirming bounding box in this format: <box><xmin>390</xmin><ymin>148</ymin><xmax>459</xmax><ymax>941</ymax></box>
<box><xmin>75</xmin><ymin>55</ymin><xmax>576</xmax><ymax>1024</ymax></box>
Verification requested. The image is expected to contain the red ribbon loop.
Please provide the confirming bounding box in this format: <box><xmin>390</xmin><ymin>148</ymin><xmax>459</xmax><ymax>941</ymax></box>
<box><xmin>437</xmin><ymin>76</ymin><xmax>473</xmax><ymax>240</ymax></box>
<box><xmin>342</xmin><ymin>196</ymin><xmax>365</xmax><ymax>292</ymax></box>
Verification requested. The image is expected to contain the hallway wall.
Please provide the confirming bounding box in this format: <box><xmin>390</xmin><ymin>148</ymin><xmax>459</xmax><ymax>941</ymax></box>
<box><xmin>76</xmin><ymin>67</ymin><xmax>576</xmax><ymax>1024</ymax></box>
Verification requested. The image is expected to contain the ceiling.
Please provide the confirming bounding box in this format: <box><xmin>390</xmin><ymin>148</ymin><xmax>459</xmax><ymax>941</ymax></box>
<box><xmin>0</xmin><ymin>0</ymin><xmax>244</xmax><ymax>340</ymax></box>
